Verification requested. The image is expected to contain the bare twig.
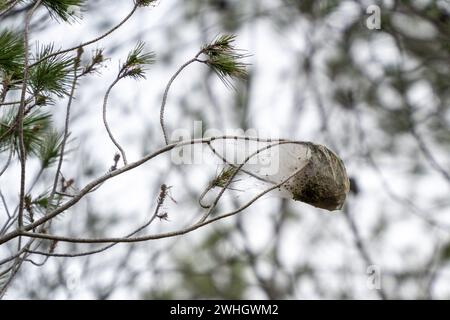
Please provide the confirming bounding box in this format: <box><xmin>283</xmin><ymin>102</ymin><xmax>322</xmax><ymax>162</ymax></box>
<box><xmin>0</xmin><ymin>98</ymin><xmax>32</xmax><ymax>107</ymax></box>
<box><xmin>48</xmin><ymin>49</ymin><xmax>82</xmax><ymax>205</ymax></box>
<box><xmin>0</xmin><ymin>136</ymin><xmax>288</xmax><ymax>245</ymax></box>
<box><xmin>197</xmin><ymin>140</ymin><xmax>294</xmax><ymax>223</ymax></box>
<box><xmin>343</xmin><ymin>207</ymin><xmax>388</xmax><ymax>300</ymax></box>
<box><xmin>17</xmin><ymin>0</ymin><xmax>42</xmax><ymax>240</ymax></box>
<box><xmin>0</xmin><ymin>239</ymin><xmax>37</xmax><ymax>298</ymax></box>
<box><xmin>410</xmin><ymin>125</ymin><xmax>450</xmax><ymax>184</ymax></box>
<box><xmin>0</xmin><ymin>190</ymin><xmax>10</xmax><ymax>219</ymax></box>
<box><xmin>0</xmin><ymin>147</ymin><xmax>13</xmax><ymax>177</ymax></box>
<box><xmin>160</xmin><ymin>51</ymin><xmax>204</xmax><ymax>144</ymax></box>
<box><xmin>28</xmin><ymin>3</ymin><xmax>139</xmax><ymax>69</ymax></box>
<box><xmin>199</xmin><ymin>142</ymin><xmax>276</xmax><ymax>209</ymax></box>
<box><xmin>102</xmin><ymin>77</ymin><xmax>128</xmax><ymax>165</ymax></box>
<box><xmin>25</xmin><ymin>184</ymin><xmax>166</xmax><ymax>258</ymax></box>
<box><xmin>17</xmin><ymin>163</ymin><xmax>304</xmax><ymax>244</ymax></box>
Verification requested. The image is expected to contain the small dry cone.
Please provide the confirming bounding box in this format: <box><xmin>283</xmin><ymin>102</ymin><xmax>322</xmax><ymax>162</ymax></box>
<box><xmin>282</xmin><ymin>143</ymin><xmax>350</xmax><ymax>211</ymax></box>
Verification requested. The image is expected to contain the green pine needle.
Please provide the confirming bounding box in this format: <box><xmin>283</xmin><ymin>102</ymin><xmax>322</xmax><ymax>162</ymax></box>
<box><xmin>203</xmin><ymin>34</ymin><xmax>237</xmax><ymax>56</ymax></box>
<box><xmin>42</xmin><ymin>0</ymin><xmax>85</xmax><ymax>23</ymax></box>
<box><xmin>0</xmin><ymin>29</ymin><xmax>24</xmax><ymax>75</ymax></box>
<box><xmin>135</xmin><ymin>0</ymin><xmax>158</xmax><ymax>7</ymax></box>
<box><xmin>30</xmin><ymin>190</ymin><xmax>59</xmax><ymax>215</ymax></box>
<box><xmin>207</xmin><ymin>53</ymin><xmax>248</xmax><ymax>87</ymax></box>
<box><xmin>20</xmin><ymin>110</ymin><xmax>53</xmax><ymax>158</ymax></box>
<box><xmin>0</xmin><ymin>109</ymin><xmax>52</xmax><ymax>158</ymax></box>
<box><xmin>202</xmin><ymin>35</ymin><xmax>249</xmax><ymax>88</ymax></box>
<box><xmin>120</xmin><ymin>41</ymin><xmax>156</xmax><ymax>79</ymax></box>
<box><xmin>38</xmin><ymin>129</ymin><xmax>66</xmax><ymax>168</ymax></box>
<box><xmin>81</xmin><ymin>49</ymin><xmax>104</xmax><ymax>76</ymax></box>
<box><xmin>29</xmin><ymin>44</ymin><xmax>75</xmax><ymax>97</ymax></box>
<box><xmin>212</xmin><ymin>166</ymin><xmax>239</xmax><ymax>188</ymax></box>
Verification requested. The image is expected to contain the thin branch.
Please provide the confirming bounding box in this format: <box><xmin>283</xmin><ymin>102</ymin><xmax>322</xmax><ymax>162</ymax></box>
<box><xmin>0</xmin><ymin>190</ymin><xmax>11</xmax><ymax>219</ymax></box>
<box><xmin>28</xmin><ymin>3</ymin><xmax>139</xmax><ymax>69</ymax></box>
<box><xmin>0</xmin><ymin>213</ymin><xmax>16</xmax><ymax>236</ymax></box>
<box><xmin>0</xmin><ymin>98</ymin><xmax>32</xmax><ymax>107</ymax></box>
<box><xmin>0</xmin><ymin>246</ymin><xmax>26</xmax><ymax>267</ymax></box>
<box><xmin>0</xmin><ymin>189</ymin><xmax>12</xmax><ymax>237</ymax></box>
<box><xmin>0</xmin><ymin>226</ymin><xmax>53</xmax><ymax>296</ymax></box>
<box><xmin>0</xmin><ymin>234</ymin><xmax>41</xmax><ymax>298</ymax></box>
<box><xmin>206</xmin><ymin>142</ymin><xmax>277</xmax><ymax>185</ymax></box>
<box><xmin>48</xmin><ymin>49</ymin><xmax>81</xmax><ymax>206</ymax></box>
<box><xmin>0</xmin><ymin>136</ymin><xmax>287</xmax><ymax>245</ymax></box>
<box><xmin>199</xmin><ymin>142</ymin><xmax>276</xmax><ymax>209</ymax></box>
<box><xmin>0</xmin><ymin>146</ymin><xmax>13</xmax><ymax>177</ymax></box>
<box><xmin>159</xmin><ymin>51</ymin><xmax>204</xmax><ymax>144</ymax></box>
<box><xmin>2</xmin><ymin>165</ymin><xmax>46</xmax><ymax>236</ymax></box>
<box><xmin>19</xmin><ymin>163</ymin><xmax>305</xmax><ymax>244</ymax></box>
<box><xmin>0</xmin><ymin>0</ymin><xmax>21</xmax><ymax>18</ymax></box>
<box><xmin>235</xmin><ymin>216</ymin><xmax>285</xmax><ymax>299</ymax></box>
<box><xmin>25</xmin><ymin>185</ymin><xmax>166</xmax><ymax>258</ymax></box>
<box><xmin>0</xmin><ymin>101</ymin><xmax>37</xmax><ymax>148</ymax></box>
<box><xmin>102</xmin><ymin>77</ymin><xmax>128</xmax><ymax>165</ymax></box>
<box><xmin>198</xmin><ymin>140</ymin><xmax>291</xmax><ymax>223</ymax></box>
<box><xmin>17</xmin><ymin>0</ymin><xmax>42</xmax><ymax>238</ymax></box>
<box><xmin>343</xmin><ymin>208</ymin><xmax>388</xmax><ymax>300</ymax></box>
<box><xmin>354</xmin><ymin>108</ymin><xmax>450</xmax><ymax>232</ymax></box>
<box><xmin>410</xmin><ymin>125</ymin><xmax>450</xmax><ymax>184</ymax></box>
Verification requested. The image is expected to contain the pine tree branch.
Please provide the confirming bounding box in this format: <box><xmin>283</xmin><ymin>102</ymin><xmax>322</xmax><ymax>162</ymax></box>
<box><xmin>0</xmin><ymin>146</ymin><xmax>12</xmax><ymax>177</ymax></box>
<box><xmin>159</xmin><ymin>52</ymin><xmax>203</xmax><ymax>144</ymax></box>
<box><xmin>343</xmin><ymin>208</ymin><xmax>388</xmax><ymax>300</ymax></box>
<box><xmin>0</xmin><ymin>239</ymin><xmax>36</xmax><ymax>298</ymax></box>
<box><xmin>102</xmin><ymin>42</ymin><xmax>155</xmax><ymax>166</ymax></box>
<box><xmin>159</xmin><ymin>35</ymin><xmax>248</xmax><ymax>144</ymax></box>
<box><xmin>0</xmin><ymin>136</ymin><xmax>287</xmax><ymax>245</ymax></box>
<box><xmin>0</xmin><ymin>0</ymin><xmax>21</xmax><ymax>18</ymax></box>
<box><xmin>48</xmin><ymin>48</ymin><xmax>81</xmax><ymax>207</ymax></box>
<box><xmin>24</xmin><ymin>185</ymin><xmax>165</xmax><ymax>258</ymax></box>
<box><xmin>0</xmin><ymin>98</ymin><xmax>32</xmax><ymax>106</ymax></box>
<box><xmin>17</xmin><ymin>0</ymin><xmax>42</xmax><ymax>234</ymax></box>
<box><xmin>102</xmin><ymin>77</ymin><xmax>128</xmax><ymax>165</ymax></box>
<box><xmin>17</xmin><ymin>161</ymin><xmax>305</xmax><ymax>245</ymax></box>
<box><xmin>3</xmin><ymin>3</ymin><xmax>44</xmax><ymax>298</ymax></box>
<box><xmin>28</xmin><ymin>3</ymin><xmax>139</xmax><ymax>69</ymax></box>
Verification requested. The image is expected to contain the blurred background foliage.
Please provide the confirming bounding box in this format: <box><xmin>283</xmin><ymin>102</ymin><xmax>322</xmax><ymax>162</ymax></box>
<box><xmin>1</xmin><ymin>0</ymin><xmax>450</xmax><ymax>299</ymax></box>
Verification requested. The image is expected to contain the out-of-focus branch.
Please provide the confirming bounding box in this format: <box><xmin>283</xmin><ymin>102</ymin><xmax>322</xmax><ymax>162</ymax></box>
<box><xmin>353</xmin><ymin>108</ymin><xmax>450</xmax><ymax>232</ymax></box>
<box><xmin>0</xmin><ymin>0</ymin><xmax>21</xmax><ymax>18</ymax></box>
<box><xmin>343</xmin><ymin>207</ymin><xmax>388</xmax><ymax>300</ymax></box>
<box><xmin>410</xmin><ymin>124</ymin><xmax>450</xmax><ymax>184</ymax></box>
